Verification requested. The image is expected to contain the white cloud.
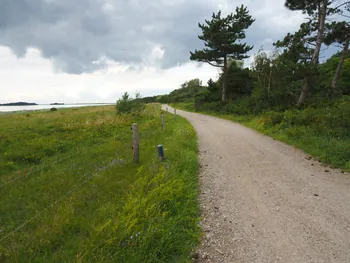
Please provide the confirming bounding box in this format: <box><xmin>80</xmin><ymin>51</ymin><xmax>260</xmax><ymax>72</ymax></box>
<box><xmin>0</xmin><ymin>46</ymin><xmax>219</xmax><ymax>104</ymax></box>
<box><xmin>0</xmin><ymin>0</ymin><xmax>321</xmax><ymax>103</ymax></box>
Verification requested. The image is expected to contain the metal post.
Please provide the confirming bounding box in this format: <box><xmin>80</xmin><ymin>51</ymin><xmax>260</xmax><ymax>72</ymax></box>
<box><xmin>157</xmin><ymin>144</ymin><xmax>165</xmax><ymax>161</ymax></box>
<box><xmin>132</xmin><ymin>123</ymin><xmax>139</xmax><ymax>163</ymax></box>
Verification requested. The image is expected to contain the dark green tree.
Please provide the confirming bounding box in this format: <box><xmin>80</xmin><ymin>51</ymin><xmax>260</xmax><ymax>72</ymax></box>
<box><xmin>168</xmin><ymin>79</ymin><xmax>204</xmax><ymax>103</ymax></box>
<box><xmin>319</xmin><ymin>51</ymin><xmax>350</xmax><ymax>94</ymax></box>
<box><xmin>284</xmin><ymin>0</ymin><xmax>349</xmax><ymax>105</ymax></box>
<box><xmin>324</xmin><ymin>21</ymin><xmax>350</xmax><ymax>90</ymax></box>
<box><xmin>206</xmin><ymin>78</ymin><xmax>221</xmax><ymax>101</ymax></box>
<box><xmin>216</xmin><ymin>60</ymin><xmax>252</xmax><ymax>98</ymax></box>
<box><xmin>274</xmin><ymin>21</ymin><xmax>319</xmax><ymax>105</ymax></box>
<box><xmin>190</xmin><ymin>5</ymin><xmax>254</xmax><ymax>102</ymax></box>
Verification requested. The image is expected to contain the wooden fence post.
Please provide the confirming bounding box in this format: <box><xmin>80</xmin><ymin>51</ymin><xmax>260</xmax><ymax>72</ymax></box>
<box><xmin>161</xmin><ymin>114</ymin><xmax>165</xmax><ymax>130</ymax></box>
<box><xmin>132</xmin><ymin>123</ymin><xmax>139</xmax><ymax>163</ymax></box>
<box><xmin>174</xmin><ymin>108</ymin><xmax>177</xmax><ymax>120</ymax></box>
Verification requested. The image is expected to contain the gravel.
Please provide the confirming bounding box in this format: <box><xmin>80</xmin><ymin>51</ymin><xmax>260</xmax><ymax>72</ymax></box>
<box><xmin>164</xmin><ymin>105</ymin><xmax>350</xmax><ymax>263</ymax></box>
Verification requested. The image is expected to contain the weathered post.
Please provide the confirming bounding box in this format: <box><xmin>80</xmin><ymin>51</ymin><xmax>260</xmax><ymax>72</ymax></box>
<box><xmin>132</xmin><ymin>123</ymin><xmax>139</xmax><ymax>163</ymax></box>
<box><xmin>166</xmin><ymin>107</ymin><xmax>168</xmax><ymax>112</ymax></box>
<box><xmin>161</xmin><ymin>114</ymin><xmax>165</xmax><ymax>130</ymax></box>
<box><xmin>157</xmin><ymin>144</ymin><xmax>165</xmax><ymax>161</ymax></box>
<box><xmin>174</xmin><ymin>108</ymin><xmax>177</xmax><ymax>120</ymax></box>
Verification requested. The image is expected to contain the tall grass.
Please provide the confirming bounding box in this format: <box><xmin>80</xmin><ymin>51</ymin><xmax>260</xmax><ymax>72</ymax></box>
<box><xmin>0</xmin><ymin>105</ymin><xmax>200</xmax><ymax>262</ymax></box>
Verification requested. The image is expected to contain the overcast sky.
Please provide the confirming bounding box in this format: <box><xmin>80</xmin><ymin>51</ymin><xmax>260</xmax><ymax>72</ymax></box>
<box><xmin>0</xmin><ymin>0</ymin><xmax>310</xmax><ymax>103</ymax></box>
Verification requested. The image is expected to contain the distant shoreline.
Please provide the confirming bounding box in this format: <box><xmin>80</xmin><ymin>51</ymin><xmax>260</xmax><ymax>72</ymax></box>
<box><xmin>0</xmin><ymin>102</ymin><xmax>37</xmax><ymax>106</ymax></box>
<box><xmin>0</xmin><ymin>103</ymin><xmax>115</xmax><ymax>114</ymax></box>
<box><xmin>0</xmin><ymin>103</ymin><xmax>114</xmax><ymax>106</ymax></box>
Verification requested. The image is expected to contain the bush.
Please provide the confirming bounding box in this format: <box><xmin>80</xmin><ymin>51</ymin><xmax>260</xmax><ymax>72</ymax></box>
<box><xmin>50</xmin><ymin>107</ymin><xmax>57</xmax><ymax>112</ymax></box>
<box><xmin>116</xmin><ymin>92</ymin><xmax>145</xmax><ymax>115</ymax></box>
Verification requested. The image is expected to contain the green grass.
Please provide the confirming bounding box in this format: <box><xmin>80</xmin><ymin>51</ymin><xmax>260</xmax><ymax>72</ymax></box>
<box><xmin>171</xmin><ymin>102</ymin><xmax>350</xmax><ymax>171</ymax></box>
<box><xmin>0</xmin><ymin>105</ymin><xmax>200</xmax><ymax>262</ymax></box>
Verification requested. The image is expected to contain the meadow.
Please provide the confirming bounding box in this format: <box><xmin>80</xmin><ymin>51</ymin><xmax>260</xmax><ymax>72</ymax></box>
<box><xmin>0</xmin><ymin>105</ymin><xmax>200</xmax><ymax>262</ymax></box>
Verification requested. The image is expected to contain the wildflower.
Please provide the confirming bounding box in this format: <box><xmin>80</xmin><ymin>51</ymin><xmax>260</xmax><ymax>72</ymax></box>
<box><xmin>130</xmin><ymin>236</ymin><xmax>133</xmax><ymax>239</ymax></box>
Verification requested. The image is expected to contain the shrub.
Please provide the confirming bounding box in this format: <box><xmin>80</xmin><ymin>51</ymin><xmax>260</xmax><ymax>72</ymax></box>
<box><xmin>116</xmin><ymin>92</ymin><xmax>133</xmax><ymax>114</ymax></box>
<box><xmin>116</xmin><ymin>92</ymin><xmax>145</xmax><ymax>115</ymax></box>
<box><xmin>50</xmin><ymin>107</ymin><xmax>57</xmax><ymax>111</ymax></box>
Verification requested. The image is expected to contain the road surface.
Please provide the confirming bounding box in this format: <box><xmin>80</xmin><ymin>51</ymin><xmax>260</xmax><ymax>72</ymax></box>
<box><xmin>163</xmin><ymin>105</ymin><xmax>350</xmax><ymax>263</ymax></box>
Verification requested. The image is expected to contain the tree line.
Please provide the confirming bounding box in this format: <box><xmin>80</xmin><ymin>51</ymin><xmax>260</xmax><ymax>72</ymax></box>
<box><xmin>145</xmin><ymin>0</ymin><xmax>349</xmax><ymax>115</ymax></box>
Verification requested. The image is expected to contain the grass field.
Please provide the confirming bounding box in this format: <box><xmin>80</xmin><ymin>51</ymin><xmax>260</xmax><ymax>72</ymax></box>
<box><xmin>0</xmin><ymin>105</ymin><xmax>200</xmax><ymax>262</ymax></box>
<box><xmin>171</xmin><ymin>102</ymin><xmax>350</xmax><ymax>172</ymax></box>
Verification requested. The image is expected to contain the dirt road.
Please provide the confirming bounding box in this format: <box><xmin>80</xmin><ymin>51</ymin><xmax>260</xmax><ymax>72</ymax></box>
<box><xmin>163</xmin><ymin>105</ymin><xmax>350</xmax><ymax>263</ymax></box>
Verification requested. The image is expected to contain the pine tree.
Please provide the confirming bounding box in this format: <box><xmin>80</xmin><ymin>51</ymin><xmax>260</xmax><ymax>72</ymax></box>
<box><xmin>190</xmin><ymin>5</ymin><xmax>254</xmax><ymax>102</ymax></box>
<box><xmin>284</xmin><ymin>0</ymin><xmax>349</xmax><ymax>105</ymax></box>
<box><xmin>324</xmin><ymin>21</ymin><xmax>350</xmax><ymax>90</ymax></box>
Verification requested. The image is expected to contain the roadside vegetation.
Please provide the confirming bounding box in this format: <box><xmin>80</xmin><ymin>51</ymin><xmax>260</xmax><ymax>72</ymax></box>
<box><xmin>0</xmin><ymin>104</ymin><xmax>200</xmax><ymax>262</ymax></box>
<box><xmin>143</xmin><ymin>2</ymin><xmax>350</xmax><ymax>171</ymax></box>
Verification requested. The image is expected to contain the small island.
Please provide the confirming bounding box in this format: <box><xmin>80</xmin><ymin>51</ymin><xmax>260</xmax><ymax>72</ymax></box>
<box><xmin>0</xmin><ymin>102</ymin><xmax>38</xmax><ymax>106</ymax></box>
<box><xmin>50</xmin><ymin>103</ymin><xmax>65</xmax><ymax>105</ymax></box>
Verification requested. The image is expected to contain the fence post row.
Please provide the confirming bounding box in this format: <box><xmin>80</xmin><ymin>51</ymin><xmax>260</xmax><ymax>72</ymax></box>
<box><xmin>132</xmin><ymin>123</ymin><xmax>139</xmax><ymax>163</ymax></box>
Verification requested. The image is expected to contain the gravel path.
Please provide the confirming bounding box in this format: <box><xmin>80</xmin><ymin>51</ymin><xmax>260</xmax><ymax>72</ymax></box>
<box><xmin>163</xmin><ymin>105</ymin><xmax>350</xmax><ymax>263</ymax></box>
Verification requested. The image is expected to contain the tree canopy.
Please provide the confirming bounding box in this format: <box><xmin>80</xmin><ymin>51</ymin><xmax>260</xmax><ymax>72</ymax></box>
<box><xmin>190</xmin><ymin>5</ymin><xmax>254</xmax><ymax>102</ymax></box>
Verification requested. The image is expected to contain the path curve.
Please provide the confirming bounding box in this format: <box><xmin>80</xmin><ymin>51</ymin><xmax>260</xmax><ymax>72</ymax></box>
<box><xmin>163</xmin><ymin>105</ymin><xmax>350</xmax><ymax>263</ymax></box>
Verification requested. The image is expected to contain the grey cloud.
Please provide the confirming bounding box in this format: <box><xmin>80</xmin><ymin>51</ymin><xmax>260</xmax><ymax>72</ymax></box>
<box><xmin>0</xmin><ymin>0</ymin><xmax>304</xmax><ymax>74</ymax></box>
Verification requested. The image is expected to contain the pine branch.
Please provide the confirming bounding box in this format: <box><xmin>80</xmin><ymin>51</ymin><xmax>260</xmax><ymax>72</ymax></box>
<box><xmin>206</xmin><ymin>61</ymin><xmax>223</xmax><ymax>68</ymax></box>
<box><xmin>331</xmin><ymin>43</ymin><xmax>346</xmax><ymax>48</ymax></box>
<box><xmin>306</xmin><ymin>41</ymin><xmax>317</xmax><ymax>46</ymax></box>
<box><xmin>333</xmin><ymin>1</ymin><xmax>350</xmax><ymax>10</ymax></box>
<box><xmin>338</xmin><ymin>13</ymin><xmax>350</xmax><ymax>18</ymax></box>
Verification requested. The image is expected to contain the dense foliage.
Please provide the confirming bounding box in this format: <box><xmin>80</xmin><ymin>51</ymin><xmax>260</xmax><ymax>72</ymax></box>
<box><xmin>142</xmin><ymin>2</ymin><xmax>350</xmax><ymax>170</ymax></box>
<box><xmin>163</xmin><ymin>45</ymin><xmax>350</xmax><ymax>170</ymax></box>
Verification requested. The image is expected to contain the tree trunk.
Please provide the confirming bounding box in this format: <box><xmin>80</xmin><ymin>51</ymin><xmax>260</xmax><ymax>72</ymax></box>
<box><xmin>297</xmin><ymin>77</ymin><xmax>309</xmax><ymax>106</ymax></box>
<box><xmin>311</xmin><ymin>1</ymin><xmax>327</xmax><ymax>65</ymax></box>
<box><xmin>297</xmin><ymin>0</ymin><xmax>327</xmax><ymax>107</ymax></box>
<box><xmin>331</xmin><ymin>35</ymin><xmax>349</xmax><ymax>90</ymax></box>
<box><xmin>268</xmin><ymin>65</ymin><xmax>272</xmax><ymax>98</ymax></box>
<box><xmin>221</xmin><ymin>56</ymin><xmax>228</xmax><ymax>102</ymax></box>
